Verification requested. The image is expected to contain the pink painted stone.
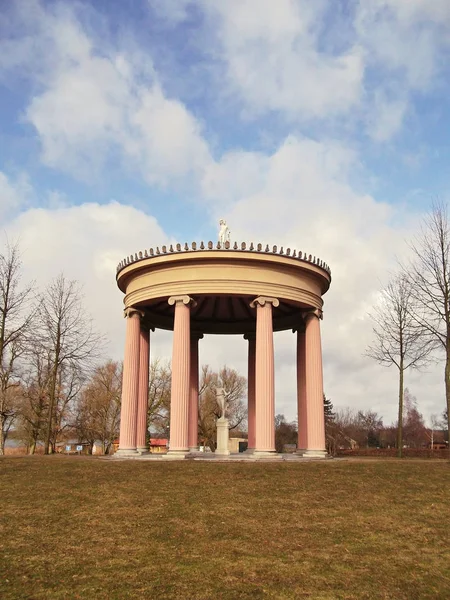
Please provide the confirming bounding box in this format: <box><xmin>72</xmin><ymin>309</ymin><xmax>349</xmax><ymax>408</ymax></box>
<box><xmin>253</xmin><ymin>298</ymin><xmax>279</xmax><ymax>453</ymax></box>
<box><xmin>188</xmin><ymin>334</ymin><xmax>202</xmax><ymax>451</ymax></box>
<box><xmin>298</xmin><ymin>311</ymin><xmax>326</xmax><ymax>455</ymax></box>
<box><xmin>297</xmin><ymin>328</ymin><xmax>307</xmax><ymax>451</ymax></box>
<box><xmin>117</xmin><ymin>309</ymin><xmax>141</xmax><ymax>453</ymax></box>
<box><xmin>136</xmin><ymin>327</ymin><xmax>150</xmax><ymax>453</ymax></box>
<box><xmin>168</xmin><ymin>297</ymin><xmax>193</xmax><ymax>453</ymax></box>
<box><xmin>246</xmin><ymin>334</ymin><xmax>256</xmax><ymax>451</ymax></box>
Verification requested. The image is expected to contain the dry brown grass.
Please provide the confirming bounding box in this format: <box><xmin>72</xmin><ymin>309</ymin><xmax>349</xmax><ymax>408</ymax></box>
<box><xmin>1</xmin><ymin>456</ymin><xmax>450</xmax><ymax>599</ymax></box>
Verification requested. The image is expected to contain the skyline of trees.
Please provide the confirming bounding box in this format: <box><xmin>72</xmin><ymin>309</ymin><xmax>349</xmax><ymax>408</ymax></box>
<box><xmin>8</xmin><ymin>353</ymin><xmax>250</xmax><ymax>453</ymax></box>
<box><xmin>10</xmin><ymin>348</ymin><xmax>445</xmax><ymax>454</ymax></box>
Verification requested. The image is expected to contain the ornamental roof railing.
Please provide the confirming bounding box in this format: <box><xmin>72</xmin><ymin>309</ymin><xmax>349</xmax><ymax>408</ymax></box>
<box><xmin>116</xmin><ymin>241</ymin><xmax>331</xmax><ymax>277</ymax></box>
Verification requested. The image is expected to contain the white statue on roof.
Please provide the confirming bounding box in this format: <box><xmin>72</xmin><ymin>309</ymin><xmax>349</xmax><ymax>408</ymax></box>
<box><xmin>218</xmin><ymin>219</ymin><xmax>231</xmax><ymax>247</ymax></box>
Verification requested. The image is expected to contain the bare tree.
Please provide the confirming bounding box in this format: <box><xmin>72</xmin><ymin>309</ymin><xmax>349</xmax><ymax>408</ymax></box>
<box><xmin>404</xmin><ymin>201</ymin><xmax>450</xmax><ymax>446</ymax></box>
<box><xmin>0</xmin><ymin>240</ymin><xmax>34</xmax><ymax>454</ymax></box>
<box><xmin>274</xmin><ymin>414</ymin><xmax>297</xmax><ymax>453</ymax></box>
<box><xmin>443</xmin><ymin>408</ymin><xmax>449</xmax><ymax>444</ymax></box>
<box><xmin>75</xmin><ymin>360</ymin><xmax>122</xmax><ymax>454</ymax></box>
<box><xmin>146</xmin><ymin>362</ymin><xmax>246</xmax><ymax>448</ymax></box>
<box><xmin>330</xmin><ymin>408</ymin><xmax>383</xmax><ymax>450</ymax></box>
<box><xmin>147</xmin><ymin>359</ymin><xmax>172</xmax><ymax>436</ymax></box>
<box><xmin>35</xmin><ymin>274</ymin><xmax>104</xmax><ymax>454</ymax></box>
<box><xmin>51</xmin><ymin>363</ymin><xmax>84</xmax><ymax>452</ymax></box>
<box><xmin>402</xmin><ymin>389</ymin><xmax>428</xmax><ymax>449</ymax></box>
<box><xmin>425</xmin><ymin>414</ymin><xmax>441</xmax><ymax>451</ymax></box>
<box><xmin>357</xmin><ymin>410</ymin><xmax>383</xmax><ymax>448</ymax></box>
<box><xmin>198</xmin><ymin>365</ymin><xmax>247</xmax><ymax>451</ymax></box>
<box><xmin>323</xmin><ymin>394</ymin><xmax>336</xmax><ymax>454</ymax></box>
<box><xmin>17</xmin><ymin>346</ymin><xmax>52</xmax><ymax>453</ymax></box>
<box><xmin>366</xmin><ymin>273</ymin><xmax>431</xmax><ymax>456</ymax></box>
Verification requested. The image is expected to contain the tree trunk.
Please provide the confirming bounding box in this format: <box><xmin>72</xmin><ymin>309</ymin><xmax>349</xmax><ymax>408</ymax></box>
<box><xmin>0</xmin><ymin>422</ymin><xmax>5</xmax><ymax>455</ymax></box>
<box><xmin>445</xmin><ymin>350</ymin><xmax>450</xmax><ymax>459</ymax></box>
<box><xmin>44</xmin><ymin>338</ymin><xmax>60</xmax><ymax>455</ymax></box>
<box><xmin>397</xmin><ymin>364</ymin><xmax>404</xmax><ymax>458</ymax></box>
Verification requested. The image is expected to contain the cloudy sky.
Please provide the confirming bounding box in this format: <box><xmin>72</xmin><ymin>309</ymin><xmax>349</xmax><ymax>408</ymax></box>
<box><xmin>1</xmin><ymin>0</ymin><xmax>450</xmax><ymax>425</ymax></box>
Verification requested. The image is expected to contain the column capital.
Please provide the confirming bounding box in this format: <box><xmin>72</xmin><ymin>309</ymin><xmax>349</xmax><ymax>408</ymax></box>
<box><xmin>303</xmin><ymin>308</ymin><xmax>323</xmax><ymax>321</ymax></box>
<box><xmin>123</xmin><ymin>307</ymin><xmax>145</xmax><ymax>319</ymax></box>
<box><xmin>168</xmin><ymin>295</ymin><xmax>197</xmax><ymax>308</ymax></box>
<box><xmin>250</xmin><ymin>296</ymin><xmax>280</xmax><ymax>309</ymax></box>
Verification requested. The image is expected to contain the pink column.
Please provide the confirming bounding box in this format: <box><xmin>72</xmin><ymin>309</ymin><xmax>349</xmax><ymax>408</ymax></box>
<box><xmin>244</xmin><ymin>333</ymin><xmax>256</xmax><ymax>452</ymax></box>
<box><xmin>136</xmin><ymin>326</ymin><xmax>150</xmax><ymax>454</ymax></box>
<box><xmin>188</xmin><ymin>333</ymin><xmax>203</xmax><ymax>452</ymax></box>
<box><xmin>298</xmin><ymin>309</ymin><xmax>326</xmax><ymax>457</ymax></box>
<box><xmin>117</xmin><ymin>308</ymin><xmax>142</xmax><ymax>454</ymax></box>
<box><xmin>296</xmin><ymin>326</ymin><xmax>307</xmax><ymax>451</ymax></box>
<box><xmin>251</xmin><ymin>296</ymin><xmax>279</xmax><ymax>455</ymax></box>
<box><xmin>167</xmin><ymin>295</ymin><xmax>195</xmax><ymax>455</ymax></box>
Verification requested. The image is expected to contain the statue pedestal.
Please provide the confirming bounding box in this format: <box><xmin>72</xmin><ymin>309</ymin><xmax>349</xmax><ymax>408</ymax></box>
<box><xmin>216</xmin><ymin>417</ymin><xmax>230</xmax><ymax>456</ymax></box>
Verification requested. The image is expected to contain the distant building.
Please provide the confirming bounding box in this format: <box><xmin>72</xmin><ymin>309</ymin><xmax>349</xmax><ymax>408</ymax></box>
<box><xmin>149</xmin><ymin>438</ymin><xmax>168</xmax><ymax>453</ymax></box>
<box><xmin>228</xmin><ymin>436</ymin><xmax>248</xmax><ymax>453</ymax></box>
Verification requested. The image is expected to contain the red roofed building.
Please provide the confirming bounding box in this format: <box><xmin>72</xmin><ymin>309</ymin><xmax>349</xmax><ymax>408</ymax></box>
<box><xmin>149</xmin><ymin>438</ymin><xmax>168</xmax><ymax>453</ymax></box>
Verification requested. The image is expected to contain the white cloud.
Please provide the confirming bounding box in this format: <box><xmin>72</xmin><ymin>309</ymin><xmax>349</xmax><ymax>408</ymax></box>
<box><xmin>355</xmin><ymin>0</ymin><xmax>450</xmax><ymax>90</ymax></box>
<box><xmin>7</xmin><ymin>202</ymin><xmax>168</xmax><ymax>358</ymax></box>
<box><xmin>1</xmin><ymin>1</ymin><xmax>213</xmax><ymax>184</ymax></box>
<box><xmin>0</xmin><ymin>172</ymin><xmax>31</xmax><ymax>221</ymax></box>
<box><xmin>155</xmin><ymin>0</ymin><xmax>448</xmax><ymax>141</ymax></box>
<box><xmin>148</xmin><ymin>0</ymin><xmax>193</xmax><ymax>24</ymax></box>
<box><xmin>355</xmin><ymin>0</ymin><xmax>450</xmax><ymax>138</ymax></box>
<box><xmin>129</xmin><ymin>88</ymin><xmax>211</xmax><ymax>184</ymax></box>
<box><xmin>199</xmin><ymin>0</ymin><xmax>364</xmax><ymax>121</ymax></box>
<box><xmin>366</xmin><ymin>92</ymin><xmax>408</xmax><ymax>142</ymax></box>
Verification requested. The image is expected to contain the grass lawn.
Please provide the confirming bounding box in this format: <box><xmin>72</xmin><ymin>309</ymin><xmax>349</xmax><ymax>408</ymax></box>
<box><xmin>1</xmin><ymin>457</ymin><xmax>450</xmax><ymax>599</ymax></box>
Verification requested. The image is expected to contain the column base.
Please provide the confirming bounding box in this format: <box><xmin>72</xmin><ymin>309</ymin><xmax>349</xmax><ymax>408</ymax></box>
<box><xmin>296</xmin><ymin>449</ymin><xmax>327</xmax><ymax>458</ymax></box>
<box><xmin>115</xmin><ymin>448</ymin><xmax>139</xmax><ymax>457</ymax></box>
<box><xmin>244</xmin><ymin>447</ymin><xmax>255</xmax><ymax>454</ymax></box>
<box><xmin>215</xmin><ymin>449</ymin><xmax>230</xmax><ymax>456</ymax></box>
<box><xmin>188</xmin><ymin>446</ymin><xmax>199</xmax><ymax>453</ymax></box>
<box><xmin>163</xmin><ymin>450</ymin><xmax>188</xmax><ymax>459</ymax></box>
<box><xmin>253</xmin><ymin>450</ymin><xmax>282</xmax><ymax>459</ymax></box>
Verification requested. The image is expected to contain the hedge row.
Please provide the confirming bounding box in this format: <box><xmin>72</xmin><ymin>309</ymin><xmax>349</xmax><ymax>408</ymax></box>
<box><xmin>336</xmin><ymin>448</ymin><xmax>449</xmax><ymax>459</ymax></box>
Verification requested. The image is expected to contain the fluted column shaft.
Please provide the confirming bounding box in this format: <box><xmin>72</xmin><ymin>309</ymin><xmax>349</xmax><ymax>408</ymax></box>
<box><xmin>245</xmin><ymin>334</ymin><xmax>256</xmax><ymax>451</ymax></box>
<box><xmin>188</xmin><ymin>334</ymin><xmax>202</xmax><ymax>451</ymax></box>
<box><xmin>299</xmin><ymin>310</ymin><xmax>326</xmax><ymax>456</ymax></box>
<box><xmin>118</xmin><ymin>309</ymin><xmax>142</xmax><ymax>453</ymax></box>
<box><xmin>252</xmin><ymin>297</ymin><xmax>279</xmax><ymax>454</ymax></box>
<box><xmin>297</xmin><ymin>328</ymin><xmax>307</xmax><ymax>450</ymax></box>
<box><xmin>136</xmin><ymin>327</ymin><xmax>150</xmax><ymax>453</ymax></box>
<box><xmin>168</xmin><ymin>296</ymin><xmax>194</xmax><ymax>454</ymax></box>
